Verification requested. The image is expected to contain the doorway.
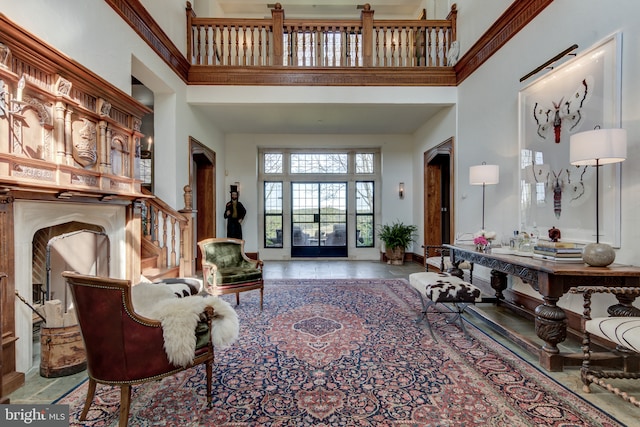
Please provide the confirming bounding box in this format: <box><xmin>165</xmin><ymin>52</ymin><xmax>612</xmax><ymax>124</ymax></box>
<box><xmin>190</xmin><ymin>137</ymin><xmax>216</xmax><ymax>271</ymax></box>
<box><xmin>291</xmin><ymin>182</ymin><xmax>348</xmax><ymax>257</ymax></box>
<box><xmin>424</xmin><ymin>138</ymin><xmax>455</xmax><ymax>254</ymax></box>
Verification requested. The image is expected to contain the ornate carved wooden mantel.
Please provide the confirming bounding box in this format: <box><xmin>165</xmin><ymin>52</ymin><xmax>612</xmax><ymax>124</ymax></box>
<box><xmin>0</xmin><ymin>14</ymin><xmax>151</xmax><ymax>394</ymax></box>
<box><xmin>0</xmin><ymin>16</ymin><xmax>150</xmax><ymax>198</ymax></box>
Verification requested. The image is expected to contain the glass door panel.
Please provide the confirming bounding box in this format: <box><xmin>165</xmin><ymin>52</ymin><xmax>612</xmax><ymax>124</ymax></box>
<box><xmin>292</xmin><ymin>182</ymin><xmax>347</xmax><ymax>257</ymax></box>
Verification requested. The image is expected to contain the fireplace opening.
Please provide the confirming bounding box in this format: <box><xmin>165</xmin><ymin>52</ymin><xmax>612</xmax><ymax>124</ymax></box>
<box><xmin>29</xmin><ymin>222</ymin><xmax>109</xmax><ymax>375</ymax></box>
<box><xmin>14</xmin><ymin>200</ymin><xmax>126</xmax><ymax>375</ymax></box>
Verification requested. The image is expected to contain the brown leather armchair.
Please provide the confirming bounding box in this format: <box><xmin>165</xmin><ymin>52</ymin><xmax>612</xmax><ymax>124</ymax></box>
<box><xmin>62</xmin><ymin>272</ymin><xmax>214</xmax><ymax>427</ymax></box>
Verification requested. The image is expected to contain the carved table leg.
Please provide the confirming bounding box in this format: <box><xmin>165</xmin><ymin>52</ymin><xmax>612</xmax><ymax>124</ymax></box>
<box><xmin>534</xmin><ymin>296</ymin><xmax>567</xmax><ymax>370</ymax></box>
<box><xmin>490</xmin><ymin>270</ymin><xmax>507</xmax><ymax>301</ymax></box>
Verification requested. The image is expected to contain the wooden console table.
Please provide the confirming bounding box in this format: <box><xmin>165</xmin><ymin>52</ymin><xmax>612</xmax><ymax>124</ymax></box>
<box><xmin>445</xmin><ymin>244</ymin><xmax>640</xmax><ymax>371</ymax></box>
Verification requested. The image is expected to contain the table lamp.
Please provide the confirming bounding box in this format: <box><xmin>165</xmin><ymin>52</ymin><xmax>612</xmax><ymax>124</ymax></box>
<box><xmin>470</xmin><ymin>162</ymin><xmax>499</xmax><ymax>230</ymax></box>
<box><xmin>569</xmin><ymin>127</ymin><xmax>626</xmax><ymax>267</ymax></box>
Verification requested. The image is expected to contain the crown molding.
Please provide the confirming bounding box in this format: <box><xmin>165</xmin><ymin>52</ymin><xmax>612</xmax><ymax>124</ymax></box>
<box><xmin>104</xmin><ymin>0</ymin><xmax>190</xmax><ymax>83</ymax></box>
<box><xmin>455</xmin><ymin>0</ymin><xmax>554</xmax><ymax>84</ymax></box>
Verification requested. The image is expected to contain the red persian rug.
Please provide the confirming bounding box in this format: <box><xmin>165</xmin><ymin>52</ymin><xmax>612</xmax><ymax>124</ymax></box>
<box><xmin>57</xmin><ymin>279</ymin><xmax>624</xmax><ymax>426</ymax></box>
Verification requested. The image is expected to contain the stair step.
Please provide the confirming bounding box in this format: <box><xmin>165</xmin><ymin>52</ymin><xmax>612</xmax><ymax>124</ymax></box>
<box><xmin>141</xmin><ymin>266</ymin><xmax>180</xmax><ymax>281</ymax></box>
<box><xmin>141</xmin><ymin>256</ymin><xmax>158</xmax><ymax>270</ymax></box>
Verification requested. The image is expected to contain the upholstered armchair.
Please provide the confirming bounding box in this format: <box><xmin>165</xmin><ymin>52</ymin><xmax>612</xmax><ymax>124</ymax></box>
<box><xmin>569</xmin><ymin>285</ymin><xmax>640</xmax><ymax>408</ymax></box>
<box><xmin>198</xmin><ymin>237</ymin><xmax>264</xmax><ymax>309</ymax></box>
<box><xmin>62</xmin><ymin>272</ymin><xmax>215</xmax><ymax>427</ymax></box>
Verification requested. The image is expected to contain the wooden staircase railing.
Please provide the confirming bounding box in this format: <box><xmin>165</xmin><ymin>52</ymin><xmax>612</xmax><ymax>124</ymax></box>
<box><xmin>140</xmin><ymin>186</ymin><xmax>195</xmax><ymax>280</ymax></box>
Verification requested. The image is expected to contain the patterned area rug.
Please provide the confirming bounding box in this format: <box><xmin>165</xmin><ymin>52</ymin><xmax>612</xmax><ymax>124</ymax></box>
<box><xmin>56</xmin><ymin>279</ymin><xmax>624</xmax><ymax>426</ymax></box>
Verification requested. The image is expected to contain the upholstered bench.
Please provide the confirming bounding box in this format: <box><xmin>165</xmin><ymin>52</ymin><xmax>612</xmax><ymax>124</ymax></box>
<box><xmin>569</xmin><ymin>286</ymin><xmax>640</xmax><ymax>408</ymax></box>
<box><xmin>409</xmin><ymin>271</ymin><xmax>481</xmax><ymax>340</ymax></box>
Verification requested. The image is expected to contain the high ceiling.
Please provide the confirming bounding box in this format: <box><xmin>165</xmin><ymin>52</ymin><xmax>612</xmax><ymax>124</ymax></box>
<box><xmin>136</xmin><ymin>1</ymin><xmax>452</xmax><ymax>134</ymax></box>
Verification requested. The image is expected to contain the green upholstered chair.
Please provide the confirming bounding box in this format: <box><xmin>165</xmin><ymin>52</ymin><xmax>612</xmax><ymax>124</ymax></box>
<box><xmin>198</xmin><ymin>237</ymin><xmax>264</xmax><ymax>310</ymax></box>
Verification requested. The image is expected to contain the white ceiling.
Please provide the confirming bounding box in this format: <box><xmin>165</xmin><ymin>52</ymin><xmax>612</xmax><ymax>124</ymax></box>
<box><xmin>196</xmin><ymin>103</ymin><xmax>449</xmax><ymax>134</ymax></box>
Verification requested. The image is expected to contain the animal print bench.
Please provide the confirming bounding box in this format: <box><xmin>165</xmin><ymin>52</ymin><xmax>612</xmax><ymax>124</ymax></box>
<box><xmin>409</xmin><ymin>271</ymin><xmax>481</xmax><ymax>340</ymax></box>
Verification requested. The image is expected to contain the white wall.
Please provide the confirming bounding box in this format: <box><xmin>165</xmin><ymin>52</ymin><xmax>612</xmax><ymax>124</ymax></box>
<box><xmin>453</xmin><ymin>0</ymin><xmax>512</xmax><ymax>56</ymax></box>
<box><xmin>225</xmin><ymin>133</ymin><xmax>415</xmax><ymax>260</ymax></box>
<box><xmin>6</xmin><ymin>0</ymin><xmax>134</xmax><ymax>92</ymax></box>
<box><xmin>454</xmin><ymin>0</ymin><xmax>640</xmax><ymax>264</ymax></box>
<box><xmin>451</xmin><ymin>0</ymin><xmax>640</xmax><ymax>315</ymax></box>
<box><xmin>140</xmin><ymin>0</ymin><xmax>188</xmax><ymax>56</ymax></box>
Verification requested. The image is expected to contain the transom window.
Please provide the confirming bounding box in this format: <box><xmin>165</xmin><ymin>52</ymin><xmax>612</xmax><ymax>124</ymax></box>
<box><xmin>290</xmin><ymin>153</ymin><xmax>348</xmax><ymax>174</ymax></box>
<box><xmin>264</xmin><ymin>153</ymin><xmax>283</xmax><ymax>174</ymax></box>
<box><xmin>356</xmin><ymin>153</ymin><xmax>374</xmax><ymax>174</ymax></box>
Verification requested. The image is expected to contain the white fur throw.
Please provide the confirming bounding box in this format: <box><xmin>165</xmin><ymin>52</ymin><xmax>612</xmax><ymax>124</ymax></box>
<box><xmin>131</xmin><ymin>282</ymin><xmax>239</xmax><ymax>367</ymax></box>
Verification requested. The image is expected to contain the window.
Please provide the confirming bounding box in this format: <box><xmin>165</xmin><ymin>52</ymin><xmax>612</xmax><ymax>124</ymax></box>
<box><xmin>521</xmin><ymin>149</ymin><xmax>546</xmax><ymax>207</ymax></box>
<box><xmin>356</xmin><ymin>181</ymin><xmax>374</xmax><ymax>247</ymax></box>
<box><xmin>264</xmin><ymin>182</ymin><xmax>283</xmax><ymax>248</ymax></box>
<box><xmin>355</xmin><ymin>153</ymin><xmax>374</xmax><ymax>174</ymax></box>
<box><xmin>265</xmin><ymin>153</ymin><xmax>283</xmax><ymax>174</ymax></box>
<box><xmin>260</xmin><ymin>149</ymin><xmax>380</xmax><ymax>252</ymax></box>
<box><xmin>290</xmin><ymin>153</ymin><xmax>348</xmax><ymax>174</ymax></box>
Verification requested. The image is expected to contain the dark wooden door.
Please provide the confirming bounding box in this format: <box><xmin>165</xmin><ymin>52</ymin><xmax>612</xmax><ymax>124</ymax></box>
<box><xmin>424</xmin><ymin>138</ymin><xmax>455</xmax><ymax>257</ymax></box>
<box><xmin>190</xmin><ymin>138</ymin><xmax>216</xmax><ymax>271</ymax></box>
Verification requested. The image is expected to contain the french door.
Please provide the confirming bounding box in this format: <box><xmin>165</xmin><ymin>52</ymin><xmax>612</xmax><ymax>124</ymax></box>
<box><xmin>291</xmin><ymin>182</ymin><xmax>347</xmax><ymax>257</ymax></box>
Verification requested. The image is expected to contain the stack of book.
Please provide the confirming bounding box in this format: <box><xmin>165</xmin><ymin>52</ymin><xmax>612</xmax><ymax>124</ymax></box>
<box><xmin>533</xmin><ymin>241</ymin><xmax>584</xmax><ymax>262</ymax></box>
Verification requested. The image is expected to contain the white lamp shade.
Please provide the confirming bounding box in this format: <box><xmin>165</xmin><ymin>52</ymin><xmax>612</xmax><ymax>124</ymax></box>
<box><xmin>470</xmin><ymin>164</ymin><xmax>499</xmax><ymax>185</ymax></box>
<box><xmin>569</xmin><ymin>128</ymin><xmax>627</xmax><ymax>165</ymax></box>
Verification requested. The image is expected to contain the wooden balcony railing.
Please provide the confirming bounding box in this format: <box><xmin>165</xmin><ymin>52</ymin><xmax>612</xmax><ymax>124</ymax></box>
<box><xmin>186</xmin><ymin>3</ymin><xmax>458</xmax><ymax>86</ymax></box>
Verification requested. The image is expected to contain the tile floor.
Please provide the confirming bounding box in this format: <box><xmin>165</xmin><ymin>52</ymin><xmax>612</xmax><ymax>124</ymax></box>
<box><xmin>7</xmin><ymin>260</ymin><xmax>639</xmax><ymax>425</ymax></box>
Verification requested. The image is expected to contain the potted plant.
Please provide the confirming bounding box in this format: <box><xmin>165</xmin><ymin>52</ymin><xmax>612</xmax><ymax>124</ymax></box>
<box><xmin>378</xmin><ymin>220</ymin><xmax>418</xmax><ymax>265</ymax></box>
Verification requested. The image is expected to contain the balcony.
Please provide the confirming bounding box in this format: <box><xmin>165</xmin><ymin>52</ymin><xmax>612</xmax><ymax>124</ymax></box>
<box><xmin>186</xmin><ymin>3</ymin><xmax>458</xmax><ymax>86</ymax></box>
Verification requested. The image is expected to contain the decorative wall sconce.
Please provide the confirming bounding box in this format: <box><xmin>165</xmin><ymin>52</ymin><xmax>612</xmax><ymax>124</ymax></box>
<box><xmin>469</xmin><ymin>162</ymin><xmax>499</xmax><ymax>230</ymax></box>
<box><xmin>398</xmin><ymin>182</ymin><xmax>404</xmax><ymax>199</ymax></box>
<box><xmin>569</xmin><ymin>127</ymin><xmax>626</xmax><ymax>266</ymax></box>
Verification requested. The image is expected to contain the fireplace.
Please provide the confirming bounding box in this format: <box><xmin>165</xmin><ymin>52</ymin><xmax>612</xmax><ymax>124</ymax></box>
<box><xmin>13</xmin><ymin>200</ymin><xmax>127</xmax><ymax>373</ymax></box>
